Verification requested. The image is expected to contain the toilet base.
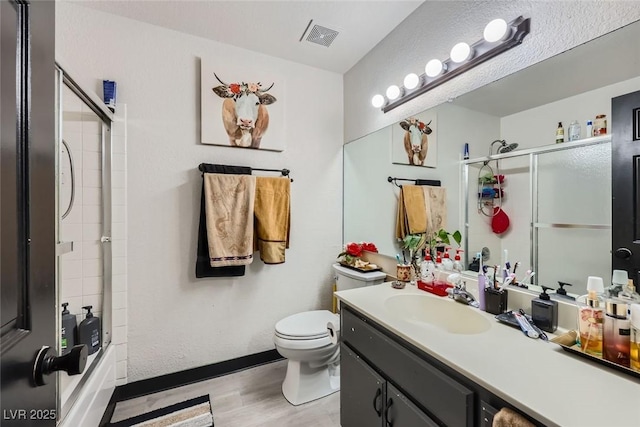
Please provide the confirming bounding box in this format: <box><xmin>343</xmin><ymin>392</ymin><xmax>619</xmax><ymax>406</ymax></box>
<box><xmin>281</xmin><ymin>359</ymin><xmax>340</xmax><ymax>406</ymax></box>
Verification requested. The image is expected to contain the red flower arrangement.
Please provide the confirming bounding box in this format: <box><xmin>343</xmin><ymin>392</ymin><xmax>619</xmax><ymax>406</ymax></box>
<box><xmin>338</xmin><ymin>242</ymin><xmax>378</xmax><ymax>266</ymax></box>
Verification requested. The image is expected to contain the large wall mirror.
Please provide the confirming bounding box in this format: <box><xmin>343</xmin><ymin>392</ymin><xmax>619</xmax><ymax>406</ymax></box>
<box><xmin>344</xmin><ymin>20</ymin><xmax>640</xmax><ymax>297</ymax></box>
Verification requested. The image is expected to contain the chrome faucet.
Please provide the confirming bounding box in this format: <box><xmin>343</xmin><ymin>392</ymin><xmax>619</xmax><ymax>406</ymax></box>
<box><xmin>447</xmin><ymin>274</ymin><xmax>480</xmax><ymax>308</ymax></box>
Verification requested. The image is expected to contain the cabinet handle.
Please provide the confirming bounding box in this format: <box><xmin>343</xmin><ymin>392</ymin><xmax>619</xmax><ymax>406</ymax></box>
<box><xmin>385</xmin><ymin>397</ymin><xmax>394</xmax><ymax>427</ymax></box>
<box><xmin>372</xmin><ymin>387</ymin><xmax>382</xmax><ymax>416</ymax></box>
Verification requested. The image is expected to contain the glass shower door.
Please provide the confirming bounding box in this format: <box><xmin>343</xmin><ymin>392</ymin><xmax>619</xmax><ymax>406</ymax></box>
<box><xmin>55</xmin><ymin>66</ymin><xmax>113</xmax><ymax>421</ymax></box>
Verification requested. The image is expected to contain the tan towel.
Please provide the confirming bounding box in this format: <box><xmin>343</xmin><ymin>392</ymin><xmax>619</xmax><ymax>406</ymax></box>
<box><xmin>395</xmin><ymin>185</ymin><xmax>427</xmax><ymax>239</ymax></box>
<box><xmin>254</xmin><ymin>177</ymin><xmax>290</xmax><ymax>264</ymax></box>
<box><xmin>422</xmin><ymin>186</ymin><xmax>447</xmax><ymax>236</ymax></box>
<box><xmin>492</xmin><ymin>408</ymin><xmax>535</xmax><ymax>427</ymax></box>
<box><xmin>204</xmin><ymin>173</ymin><xmax>256</xmax><ymax>267</ymax></box>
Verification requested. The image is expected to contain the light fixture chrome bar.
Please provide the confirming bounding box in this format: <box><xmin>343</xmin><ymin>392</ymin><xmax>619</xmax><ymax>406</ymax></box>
<box><xmin>382</xmin><ymin>16</ymin><xmax>531</xmax><ymax>113</ymax></box>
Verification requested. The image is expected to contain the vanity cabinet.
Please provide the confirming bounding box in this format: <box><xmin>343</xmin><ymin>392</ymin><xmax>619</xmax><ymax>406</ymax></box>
<box><xmin>341</xmin><ymin>345</ymin><xmax>438</xmax><ymax>427</ymax></box>
<box><xmin>340</xmin><ymin>304</ymin><xmax>539</xmax><ymax>427</ymax></box>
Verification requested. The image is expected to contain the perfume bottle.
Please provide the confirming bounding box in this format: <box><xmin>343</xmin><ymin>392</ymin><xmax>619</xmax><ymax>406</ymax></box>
<box><xmin>578</xmin><ymin>289</ymin><xmax>604</xmax><ymax>356</ymax></box>
<box><xmin>603</xmin><ymin>299</ymin><xmax>631</xmax><ymax>368</ymax></box>
<box><xmin>631</xmin><ymin>304</ymin><xmax>640</xmax><ymax>372</ymax></box>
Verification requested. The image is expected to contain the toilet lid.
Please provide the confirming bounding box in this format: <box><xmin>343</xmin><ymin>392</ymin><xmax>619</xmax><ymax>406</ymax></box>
<box><xmin>275</xmin><ymin>310</ymin><xmax>338</xmax><ymax>339</ymax></box>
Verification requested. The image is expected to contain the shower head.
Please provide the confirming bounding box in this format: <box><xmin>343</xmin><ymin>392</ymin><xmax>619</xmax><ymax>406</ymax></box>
<box><xmin>488</xmin><ymin>139</ymin><xmax>518</xmax><ymax>156</ymax></box>
<box><xmin>498</xmin><ymin>143</ymin><xmax>519</xmax><ymax>153</ymax></box>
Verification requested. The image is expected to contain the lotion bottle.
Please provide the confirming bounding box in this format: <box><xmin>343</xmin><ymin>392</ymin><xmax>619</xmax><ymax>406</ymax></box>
<box><xmin>452</xmin><ymin>249</ymin><xmax>463</xmax><ymax>273</ymax></box>
<box><xmin>442</xmin><ymin>249</ymin><xmax>453</xmax><ymax>271</ymax></box>
<box><xmin>421</xmin><ymin>252</ymin><xmax>435</xmax><ymax>283</ymax></box>
<box><xmin>578</xmin><ymin>289</ymin><xmax>604</xmax><ymax>356</ymax></box>
<box><xmin>531</xmin><ymin>286</ymin><xmax>558</xmax><ymax>333</ymax></box>
<box><xmin>630</xmin><ymin>304</ymin><xmax>640</xmax><ymax>372</ymax></box>
<box><xmin>603</xmin><ymin>299</ymin><xmax>631</xmax><ymax>367</ymax></box>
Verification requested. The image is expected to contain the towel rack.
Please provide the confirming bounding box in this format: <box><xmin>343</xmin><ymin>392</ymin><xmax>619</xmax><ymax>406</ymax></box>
<box><xmin>387</xmin><ymin>176</ymin><xmax>441</xmax><ymax>188</ymax></box>
<box><xmin>198</xmin><ymin>164</ymin><xmax>293</xmax><ymax>182</ymax></box>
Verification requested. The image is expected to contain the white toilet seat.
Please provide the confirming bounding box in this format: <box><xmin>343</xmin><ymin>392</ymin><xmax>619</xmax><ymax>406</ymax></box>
<box><xmin>274</xmin><ymin>333</ymin><xmax>333</xmax><ymax>350</ymax></box>
<box><xmin>275</xmin><ymin>310</ymin><xmax>339</xmax><ymax>339</ymax></box>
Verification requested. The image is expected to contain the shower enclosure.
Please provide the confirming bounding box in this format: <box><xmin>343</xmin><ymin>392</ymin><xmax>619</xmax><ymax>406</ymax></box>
<box><xmin>55</xmin><ymin>64</ymin><xmax>114</xmax><ymax>423</ymax></box>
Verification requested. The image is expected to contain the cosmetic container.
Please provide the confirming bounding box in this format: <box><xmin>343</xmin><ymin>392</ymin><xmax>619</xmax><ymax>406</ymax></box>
<box><xmin>531</xmin><ymin>286</ymin><xmax>558</xmax><ymax>333</ymax></box>
<box><xmin>603</xmin><ymin>299</ymin><xmax>631</xmax><ymax>368</ymax></box>
<box><xmin>618</xmin><ymin>279</ymin><xmax>640</xmax><ymax>303</ymax></box>
<box><xmin>78</xmin><ymin>305</ymin><xmax>101</xmax><ymax>355</ymax></box>
<box><xmin>568</xmin><ymin>120</ymin><xmax>581</xmax><ymax>141</ymax></box>
<box><xmin>607</xmin><ymin>269</ymin><xmax>628</xmax><ymax>298</ymax></box>
<box><xmin>555</xmin><ymin>122</ymin><xmax>564</xmax><ymax>144</ymax></box>
<box><xmin>631</xmin><ymin>304</ymin><xmax>640</xmax><ymax>372</ymax></box>
<box><xmin>61</xmin><ymin>302</ymin><xmax>77</xmax><ymax>355</ymax></box>
<box><xmin>577</xmin><ymin>290</ymin><xmax>604</xmax><ymax>356</ymax></box>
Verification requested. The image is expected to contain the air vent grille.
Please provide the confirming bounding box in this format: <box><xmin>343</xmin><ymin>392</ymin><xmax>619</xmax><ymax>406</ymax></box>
<box><xmin>306</xmin><ymin>25</ymin><xmax>339</xmax><ymax>47</ymax></box>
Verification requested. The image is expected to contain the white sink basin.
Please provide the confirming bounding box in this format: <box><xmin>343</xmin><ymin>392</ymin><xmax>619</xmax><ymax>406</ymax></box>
<box><xmin>384</xmin><ymin>294</ymin><xmax>491</xmax><ymax>335</ymax></box>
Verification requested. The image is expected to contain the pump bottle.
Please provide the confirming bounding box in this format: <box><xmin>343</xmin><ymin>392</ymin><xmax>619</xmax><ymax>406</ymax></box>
<box><xmin>61</xmin><ymin>302</ymin><xmax>77</xmax><ymax>355</ymax></box>
<box><xmin>452</xmin><ymin>249</ymin><xmax>463</xmax><ymax>273</ymax></box>
<box><xmin>420</xmin><ymin>252</ymin><xmax>435</xmax><ymax>283</ymax></box>
<box><xmin>442</xmin><ymin>249</ymin><xmax>453</xmax><ymax>271</ymax></box>
<box><xmin>78</xmin><ymin>305</ymin><xmax>101</xmax><ymax>355</ymax></box>
<box><xmin>531</xmin><ymin>286</ymin><xmax>558</xmax><ymax>333</ymax></box>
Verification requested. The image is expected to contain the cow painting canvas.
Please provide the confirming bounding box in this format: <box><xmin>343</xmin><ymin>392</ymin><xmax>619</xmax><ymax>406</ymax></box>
<box><xmin>391</xmin><ymin>111</ymin><xmax>437</xmax><ymax>168</ymax></box>
<box><xmin>201</xmin><ymin>60</ymin><xmax>285</xmax><ymax>151</ymax></box>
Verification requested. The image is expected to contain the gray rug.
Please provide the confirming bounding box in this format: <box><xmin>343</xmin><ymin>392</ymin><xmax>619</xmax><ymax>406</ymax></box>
<box><xmin>110</xmin><ymin>395</ymin><xmax>213</xmax><ymax>427</ymax></box>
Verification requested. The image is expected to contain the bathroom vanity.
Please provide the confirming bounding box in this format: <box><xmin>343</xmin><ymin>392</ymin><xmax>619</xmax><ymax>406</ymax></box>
<box><xmin>336</xmin><ymin>284</ymin><xmax>640</xmax><ymax>427</ymax></box>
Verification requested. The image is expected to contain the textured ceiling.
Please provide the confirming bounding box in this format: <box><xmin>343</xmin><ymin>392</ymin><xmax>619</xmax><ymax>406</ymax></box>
<box><xmin>73</xmin><ymin>0</ymin><xmax>424</xmax><ymax>74</ymax></box>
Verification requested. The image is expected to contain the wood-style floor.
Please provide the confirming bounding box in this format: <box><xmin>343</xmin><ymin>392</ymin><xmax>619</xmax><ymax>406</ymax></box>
<box><xmin>110</xmin><ymin>360</ymin><xmax>341</xmax><ymax>427</ymax></box>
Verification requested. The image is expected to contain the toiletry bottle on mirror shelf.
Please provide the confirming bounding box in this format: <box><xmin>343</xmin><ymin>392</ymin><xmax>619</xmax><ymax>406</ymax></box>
<box><xmin>568</xmin><ymin>120</ymin><xmax>581</xmax><ymax>141</ymax></box>
<box><xmin>586</xmin><ymin>120</ymin><xmax>593</xmax><ymax>138</ymax></box>
<box><xmin>555</xmin><ymin>122</ymin><xmax>565</xmax><ymax>144</ymax></box>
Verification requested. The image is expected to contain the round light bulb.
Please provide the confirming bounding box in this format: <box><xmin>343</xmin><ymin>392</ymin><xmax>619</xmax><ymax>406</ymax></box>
<box><xmin>450</xmin><ymin>42</ymin><xmax>473</xmax><ymax>63</ymax></box>
<box><xmin>403</xmin><ymin>73</ymin><xmax>420</xmax><ymax>90</ymax></box>
<box><xmin>425</xmin><ymin>59</ymin><xmax>445</xmax><ymax>78</ymax></box>
<box><xmin>371</xmin><ymin>94</ymin><xmax>385</xmax><ymax>108</ymax></box>
<box><xmin>484</xmin><ymin>18</ymin><xmax>509</xmax><ymax>43</ymax></box>
<box><xmin>386</xmin><ymin>85</ymin><xmax>401</xmax><ymax>100</ymax></box>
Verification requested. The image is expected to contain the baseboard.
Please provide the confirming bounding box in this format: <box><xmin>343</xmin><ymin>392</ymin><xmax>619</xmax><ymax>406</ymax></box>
<box><xmin>112</xmin><ymin>348</ymin><xmax>283</xmax><ymax>403</ymax></box>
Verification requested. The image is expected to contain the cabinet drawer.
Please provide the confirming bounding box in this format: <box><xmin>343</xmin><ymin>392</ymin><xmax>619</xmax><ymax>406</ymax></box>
<box><xmin>342</xmin><ymin>306</ymin><xmax>474</xmax><ymax>427</ymax></box>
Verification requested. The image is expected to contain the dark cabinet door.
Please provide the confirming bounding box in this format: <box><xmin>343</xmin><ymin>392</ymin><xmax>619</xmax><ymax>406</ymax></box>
<box><xmin>341</xmin><ymin>344</ymin><xmax>385</xmax><ymax>427</ymax></box>
<box><xmin>612</xmin><ymin>89</ymin><xmax>640</xmax><ymax>283</ymax></box>
<box><xmin>385</xmin><ymin>383</ymin><xmax>439</xmax><ymax>427</ymax></box>
<box><xmin>1</xmin><ymin>1</ymin><xmax>57</xmax><ymax>425</ymax></box>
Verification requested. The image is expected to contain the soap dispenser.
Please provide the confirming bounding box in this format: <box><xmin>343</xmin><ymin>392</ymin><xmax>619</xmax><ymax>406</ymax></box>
<box><xmin>531</xmin><ymin>286</ymin><xmax>558</xmax><ymax>333</ymax></box>
<box><xmin>61</xmin><ymin>302</ymin><xmax>77</xmax><ymax>355</ymax></box>
<box><xmin>452</xmin><ymin>249</ymin><xmax>464</xmax><ymax>273</ymax></box>
<box><xmin>78</xmin><ymin>305</ymin><xmax>101</xmax><ymax>355</ymax></box>
<box><xmin>420</xmin><ymin>252</ymin><xmax>435</xmax><ymax>283</ymax></box>
<box><xmin>442</xmin><ymin>248</ymin><xmax>453</xmax><ymax>271</ymax></box>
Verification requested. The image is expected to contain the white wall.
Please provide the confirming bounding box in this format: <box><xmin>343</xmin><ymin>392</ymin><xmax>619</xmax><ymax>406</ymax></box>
<box><xmin>56</xmin><ymin>2</ymin><xmax>343</xmax><ymax>382</ymax></box>
<box><xmin>344</xmin><ymin>1</ymin><xmax>640</xmax><ymax>142</ymax></box>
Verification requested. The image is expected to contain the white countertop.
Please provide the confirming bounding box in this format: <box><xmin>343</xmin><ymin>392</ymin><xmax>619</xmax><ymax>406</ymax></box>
<box><xmin>335</xmin><ymin>283</ymin><xmax>640</xmax><ymax>427</ymax></box>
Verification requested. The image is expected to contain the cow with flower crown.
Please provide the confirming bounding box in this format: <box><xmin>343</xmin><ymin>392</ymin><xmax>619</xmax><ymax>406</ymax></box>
<box><xmin>212</xmin><ymin>73</ymin><xmax>277</xmax><ymax>149</ymax></box>
<box><xmin>399</xmin><ymin>117</ymin><xmax>432</xmax><ymax>166</ymax></box>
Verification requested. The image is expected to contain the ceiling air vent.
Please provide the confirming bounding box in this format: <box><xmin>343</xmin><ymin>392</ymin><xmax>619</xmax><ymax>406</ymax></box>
<box><xmin>306</xmin><ymin>25</ymin><xmax>339</xmax><ymax>47</ymax></box>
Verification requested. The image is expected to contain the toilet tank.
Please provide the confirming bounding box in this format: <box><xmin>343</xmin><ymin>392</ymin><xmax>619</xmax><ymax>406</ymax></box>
<box><xmin>333</xmin><ymin>263</ymin><xmax>387</xmax><ymax>291</ymax></box>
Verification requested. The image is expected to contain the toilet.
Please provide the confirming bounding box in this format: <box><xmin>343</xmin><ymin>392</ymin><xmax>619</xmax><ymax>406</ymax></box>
<box><xmin>273</xmin><ymin>264</ymin><xmax>386</xmax><ymax>405</ymax></box>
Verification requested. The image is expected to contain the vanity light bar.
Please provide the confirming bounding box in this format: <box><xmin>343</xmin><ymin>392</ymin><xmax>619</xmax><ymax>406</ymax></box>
<box><xmin>378</xmin><ymin>16</ymin><xmax>530</xmax><ymax>113</ymax></box>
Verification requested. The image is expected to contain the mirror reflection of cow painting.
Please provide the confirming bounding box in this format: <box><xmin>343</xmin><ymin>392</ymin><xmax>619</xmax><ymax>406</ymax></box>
<box><xmin>211</xmin><ymin>73</ymin><xmax>277</xmax><ymax>149</ymax></box>
<box><xmin>399</xmin><ymin>118</ymin><xmax>432</xmax><ymax>166</ymax></box>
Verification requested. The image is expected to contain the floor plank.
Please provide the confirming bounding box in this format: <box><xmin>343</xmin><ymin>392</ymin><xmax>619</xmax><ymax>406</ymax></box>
<box><xmin>110</xmin><ymin>360</ymin><xmax>341</xmax><ymax>426</ymax></box>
